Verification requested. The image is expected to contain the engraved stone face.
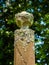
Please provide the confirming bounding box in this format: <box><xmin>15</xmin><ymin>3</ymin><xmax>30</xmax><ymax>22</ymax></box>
<box><xmin>15</xmin><ymin>11</ymin><xmax>34</xmax><ymax>28</ymax></box>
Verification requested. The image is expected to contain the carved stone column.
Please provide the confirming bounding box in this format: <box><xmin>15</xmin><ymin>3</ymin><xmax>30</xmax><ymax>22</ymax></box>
<box><xmin>14</xmin><ymin>11</ymin><xmax>35</xmax><ymax>65</ymax></box>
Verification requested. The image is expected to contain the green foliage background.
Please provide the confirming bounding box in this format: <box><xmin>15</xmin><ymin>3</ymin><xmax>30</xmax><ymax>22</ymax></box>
<box><xmin>0</xmin><ymin>0</ymin><xmax>49</xmax><ymax>65</ymax></box>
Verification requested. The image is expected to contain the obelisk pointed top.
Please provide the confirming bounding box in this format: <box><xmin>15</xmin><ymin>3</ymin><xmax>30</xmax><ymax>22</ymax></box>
<box><xmin>15</xmin><ymin>11</ymin><xmax>34</xmax><ymax>29</ymax></box>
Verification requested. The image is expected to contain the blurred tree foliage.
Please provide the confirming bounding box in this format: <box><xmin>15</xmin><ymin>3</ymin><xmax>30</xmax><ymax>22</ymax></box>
<box><xmin>0</xmin><ymin>0</ymin><xmax>49</xmax><ymax>65</ymax></box>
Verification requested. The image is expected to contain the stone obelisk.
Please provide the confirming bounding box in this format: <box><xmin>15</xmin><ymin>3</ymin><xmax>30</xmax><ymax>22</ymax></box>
<box><xmin>14</xmin><ymin>11</ymin><xmax>35</xmax><ymax>65</ymax></box>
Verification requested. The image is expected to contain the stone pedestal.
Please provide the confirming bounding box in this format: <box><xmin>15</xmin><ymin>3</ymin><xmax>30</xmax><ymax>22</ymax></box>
<box><xmin>14</xmin><ymin>29</ymin><xmax>35</xmax><ymax>65</ymax></box>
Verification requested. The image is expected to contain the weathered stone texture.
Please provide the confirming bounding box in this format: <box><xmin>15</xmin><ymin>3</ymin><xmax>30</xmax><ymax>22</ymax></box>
<box><xmin>14</xmin><ymin>29</ymin><xmax>35</xmax><ymax>65</ymax></box>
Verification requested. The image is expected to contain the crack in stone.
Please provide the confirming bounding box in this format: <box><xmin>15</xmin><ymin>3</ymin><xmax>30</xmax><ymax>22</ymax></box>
<box><xmin>16</xmin><ymin>44</ymin><xmax>27</xmax><ymax>65</ymax></box>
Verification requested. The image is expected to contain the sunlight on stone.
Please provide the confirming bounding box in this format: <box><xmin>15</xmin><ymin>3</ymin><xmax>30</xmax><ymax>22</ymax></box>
<box><xmin>15</xmin><ymin>11</ymin><xmax>34</xmax><ymax>28</ymax></box>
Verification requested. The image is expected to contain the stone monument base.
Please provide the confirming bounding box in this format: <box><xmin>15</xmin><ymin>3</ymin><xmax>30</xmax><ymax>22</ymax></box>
<box><xmin>14</xmin><ymin>29</ymin><xmax>35</xmax><ymax>65</ymax></box>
